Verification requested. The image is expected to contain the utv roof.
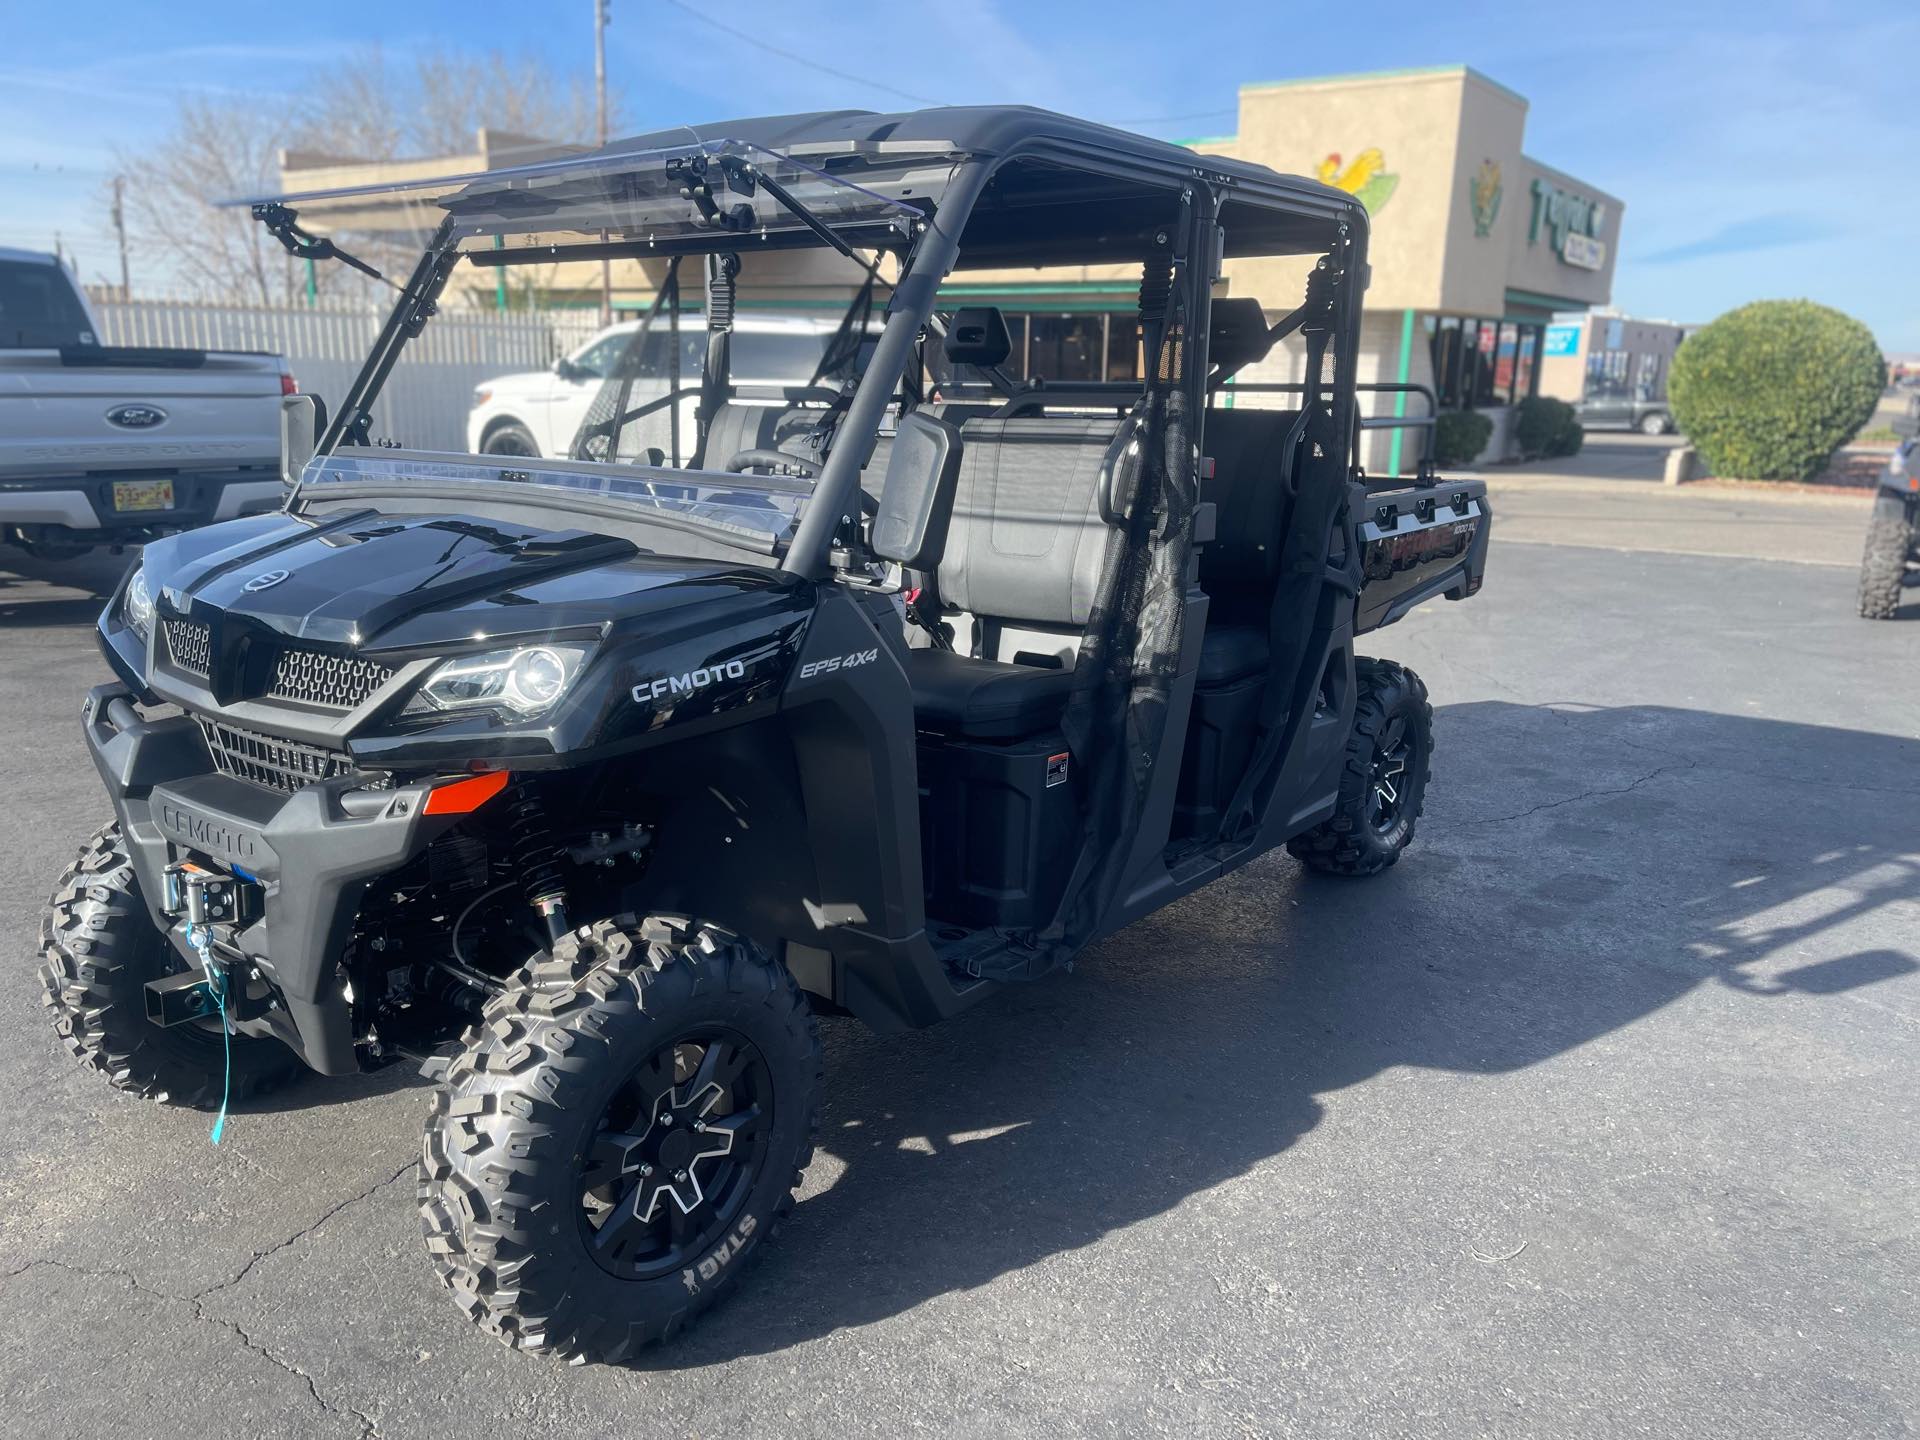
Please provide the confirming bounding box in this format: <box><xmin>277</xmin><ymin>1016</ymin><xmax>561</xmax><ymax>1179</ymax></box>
<box><xmin>249</xmin><ymin>105</ymin><xmax>1360</xmax><ymax>266</ymax></box>
<box><xmin>579</xmin><ymin>105</ymin><xmax>1364</xmax><ymax>260</ymax></box>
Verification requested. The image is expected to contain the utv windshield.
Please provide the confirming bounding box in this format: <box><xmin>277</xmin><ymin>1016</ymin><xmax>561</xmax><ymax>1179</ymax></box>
<box><xmin>249</xmin><ymin>139</ymin><xmax>927</xmax><ymax>257</ymax></box>
<box><xmin>240</xmin><ymin>139</ymin><xmax>935</xmax><ymax>557</ymax></box>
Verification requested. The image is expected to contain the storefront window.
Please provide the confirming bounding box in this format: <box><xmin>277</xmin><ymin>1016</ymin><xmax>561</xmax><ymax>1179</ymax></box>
<box><xmin>1026</xmin><ymin>314</ymin><xmax>1105</xmax><ymax>383</ymax></box>
<box><xmin>1493</xmin><ymin>323</ymin><xmax>1518</xmax><ymax>398</ymax></box>
<box><xmin>1430</xmin><ymin>316</ymin><xmax>1466</xmax><ymax>409</ymax></box>
<box><xmin>1106</xmin><ymin>315</ymin><xmax>1140</xmax><ymax>383</ymax></box>
<box><xmin>1433</xmin><ymin>316</ymin><xmax>1546</xmax><ymax>409</ymax></box>
<box><xmin>1514</xmin><ymin>327</ymin><xmax>1538</xmax><ymax>401</ymax></box>
<box><xmin>1472</xmin><ymin>320</ymin><xmax>1499</xmax><ymax>407</ymax></box>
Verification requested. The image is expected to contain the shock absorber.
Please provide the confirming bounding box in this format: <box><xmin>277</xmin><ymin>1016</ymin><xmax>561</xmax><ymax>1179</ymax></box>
<box><xmin>506</xmin><ymin>780</ymin><xmax>571</xmax><ymax>943</ymax></box>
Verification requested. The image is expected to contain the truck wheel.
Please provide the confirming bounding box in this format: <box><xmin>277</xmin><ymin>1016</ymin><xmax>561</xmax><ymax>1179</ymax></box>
<box><xmin>418</xmin><ymin>915</ymin><xmax>821</xmax><ymax>1363</ymax></box>
<box><xmin>38</xmin><ymin>823</ymin><xmax>303</xmax><ymax>1107</ymax></box>
<box><xmin>1288</xmin><ymin>659</ymin><xmax>1433</xmax><ymax>877</ymax></box>
<box><xmin>481</xmin><ymin>421</ymin><xmax>541</xmax><ymax>458</ymax></box>
<box><xmin>1857</xmin><ymin>493</ymin><xmax>1913</xmax><ymax>620</ymax></box>
<box><xmin>1639</xmin><ymin>411</ymin><xmax>1672</xmax><ymax>436</ymax></box>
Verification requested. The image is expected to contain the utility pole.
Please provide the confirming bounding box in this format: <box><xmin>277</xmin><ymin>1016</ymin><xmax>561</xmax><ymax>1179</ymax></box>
<box><xmin>595</xmin><ymin>0</ymin><xmax>613</xmax><ymax>325</ymax></box>
<box><xmin>111</xmin><ymin>175</ymin><xmax>131</xmax><ymax>299</ymax></box>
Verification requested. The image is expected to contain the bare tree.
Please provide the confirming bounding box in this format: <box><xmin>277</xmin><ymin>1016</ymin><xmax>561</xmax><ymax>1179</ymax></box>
<box><xmin>117</xmin><ymin>47</ymin><xmax>607</xmax><ymax>304</ymax></box>
<box><xmin>118</xmin><ymin>96</ymin><xmax>301</xmax><ymax>306</ymax></box>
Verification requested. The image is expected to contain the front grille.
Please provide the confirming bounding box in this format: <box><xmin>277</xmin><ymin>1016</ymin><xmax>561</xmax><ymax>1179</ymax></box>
<box><xmin>196</xmin><ymin>717</ymin><xmax>380</xmax><ymax>794</ymax></box>
<box><xmin>267</xmin><ymin>648</ymin><xmax>393</xmax><ymax>710</ymax></box>
<box><xmin>165</xmin><ymin>619</ymin><xmax>210</xmax><ymax>676</ymax></box>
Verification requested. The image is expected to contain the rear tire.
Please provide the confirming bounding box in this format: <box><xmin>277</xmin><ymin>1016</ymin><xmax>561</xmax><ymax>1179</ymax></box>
<box><xmin>1289</xmin><ymin>659</ymin><xmax>1433</xmax><ymax>877</ymax></box>
<box><xmin>1858</xmin><ymin>493</ymin><xmax>1913</xmax><ymax>620</ymax></box>
<box><xmin>481</xmin><ymin>420</ymin><xmax>541</xmax><ymax>458</ymax></box>
<box><xmin>418</xmin><ymin>915</ymin><xmax>820</xmax><ymax>1363</ymax></box>
<box><xmin>38</xmin><ymin>823</ymin><xmax>303</xmax><ymax>1107</ymax></box>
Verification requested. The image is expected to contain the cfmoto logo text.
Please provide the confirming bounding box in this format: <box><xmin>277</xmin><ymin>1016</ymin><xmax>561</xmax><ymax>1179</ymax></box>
<box><xmin>634</xmin><ymin>658</ymin><xmax>747</xmax><ymax>704</ymax></box>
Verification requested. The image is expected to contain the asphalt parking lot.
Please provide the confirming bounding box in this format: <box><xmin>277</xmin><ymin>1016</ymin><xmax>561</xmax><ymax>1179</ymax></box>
<box><xmin>1</xmin><ymin>505</ymin><xmax>1915</xmax><ymax>1438</ymax></box>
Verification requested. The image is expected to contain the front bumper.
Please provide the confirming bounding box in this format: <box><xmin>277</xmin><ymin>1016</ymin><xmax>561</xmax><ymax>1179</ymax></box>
<box><xmin>83</xmin><ymin>682</ymin><xmax>463</xmax><ymax>1074</ymax></box>
<box><xmin>0</xmin><ymin>471</ymin><xmax>283</xmax><ymax>537</ymax></box>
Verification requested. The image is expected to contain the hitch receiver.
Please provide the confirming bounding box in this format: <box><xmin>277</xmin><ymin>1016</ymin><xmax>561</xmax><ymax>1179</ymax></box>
<box><xmin>145</xmin><ymin>970</ymin><xmax>219</xmax><ymax>1028</ymax></box>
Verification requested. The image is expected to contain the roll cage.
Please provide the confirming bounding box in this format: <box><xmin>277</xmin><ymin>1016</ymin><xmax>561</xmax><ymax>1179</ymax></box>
<box><xmin>240</xmin><ymin>107</ymin><xmax>1371</xmax><ymax>583</ymax></box>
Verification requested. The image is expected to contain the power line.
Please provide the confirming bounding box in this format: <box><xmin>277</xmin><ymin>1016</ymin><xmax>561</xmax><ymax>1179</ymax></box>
<box><xmin>659</xmin><ymin>0</ymin><xmax>945</xmax><ymax>107</ymax></box>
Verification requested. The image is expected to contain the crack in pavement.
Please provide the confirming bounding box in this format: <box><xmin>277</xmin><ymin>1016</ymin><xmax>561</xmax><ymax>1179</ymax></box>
<box><xmin>0</xmin><ymin>1163</ymin><xmax>412</xmax><ymax>1438</ymax></box>
<box><xmin>1461</xmin><ymin>762</ymin><xmax>1690</xmax><ymax>825</ymax></box>
<box><xmin>194</xmin><ymin>1162</ymin><xmax>413</xmax><ymax>1304</ymax></box>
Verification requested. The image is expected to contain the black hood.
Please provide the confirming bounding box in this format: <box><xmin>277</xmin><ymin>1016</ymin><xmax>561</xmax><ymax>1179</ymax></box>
<box><xmin>142</xmin><ymin>508</ymin><xmax>787</xmax><ymax>655</ymax></box>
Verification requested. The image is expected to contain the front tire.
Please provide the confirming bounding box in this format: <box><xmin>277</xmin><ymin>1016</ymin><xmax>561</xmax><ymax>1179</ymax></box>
<box><xmin>1288</xmin><ymin>659</ymin><xmax>1433</xmax><ymax>877</ymax></box>
<box><xmin>1639</xmin><ymin>411</ymin><xmax>1673</xmax><ymax>436</ymax></box>
<box><xmin>38</xmin><ymin>823</ymin><xmax>303</xmax><ymax>1106</ymax></box>
<box><xmin>1858</xmin><ymin>493</ymin><xmax>1913</xmax><ymax>620</ymax></box>
<box><xmin>418</xmin><ymin>915</ymin><xmax>820</xmax><ymax>1363</ymax></box>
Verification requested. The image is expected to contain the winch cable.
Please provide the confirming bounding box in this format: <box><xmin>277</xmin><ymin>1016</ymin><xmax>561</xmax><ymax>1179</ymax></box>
<box><xmin>183</xmin><ymin>923</ymin><xmax>233</xmax><ymax>1145</ymax></box>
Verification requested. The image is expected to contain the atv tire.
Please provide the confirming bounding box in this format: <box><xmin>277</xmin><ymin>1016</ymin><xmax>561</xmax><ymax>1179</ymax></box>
<box><xmin>1857</xmin><ymin>493</ymin><xmax>1913</xmax><ymax>620</ymax></box>
<box><xmin>1288</xmin><ymin>658</ymin><xmax>1433</xmax><ymax>877</ymax></box>
<box><xmin>39</xmin><ymin>823</ymin><xmax>303</xmax><ymax>1107</ymax></box>
<box><xmin>418</xmin><ymin>914</ymin><xmax>820</xmax><ymax>1363</ymax></box>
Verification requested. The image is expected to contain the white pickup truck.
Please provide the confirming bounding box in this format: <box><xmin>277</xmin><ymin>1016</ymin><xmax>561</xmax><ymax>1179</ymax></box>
<box><xmin>0</xmin><ymin>248</ymin><xmax>290</xmax><ymax>559</ymax></box>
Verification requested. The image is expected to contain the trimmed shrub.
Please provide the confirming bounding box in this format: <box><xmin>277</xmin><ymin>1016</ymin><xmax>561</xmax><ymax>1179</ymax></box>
<box><xmin>1668</xmin><ymin>300</ymin><xmax>1885</xmax><ymax>481</ymax></box>
<box><xmin>1433</xmin><ymin>410</ymin><xmax>1493</xmax><ymax>468</ymax></box>
<box><xmin>1514</xmin><ymin>395</ymin><xmax>1583</xmax><ymax>460</ymax></box>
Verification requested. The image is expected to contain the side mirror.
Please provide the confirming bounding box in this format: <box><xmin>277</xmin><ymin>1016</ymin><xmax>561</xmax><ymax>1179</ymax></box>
<box><xmin>554</xmin><ymin>357</ymin><xmax>581</xmax><ymax>382</ymax></box>
<box><xmin>278</xmin><ymin>393</ymin><xmax>324</xmax><ymax>486</ymax></box>
<box><xmin>871</xmin><ymin>411</ymin><xmax>962</xmax><ymax>569</ymax></box>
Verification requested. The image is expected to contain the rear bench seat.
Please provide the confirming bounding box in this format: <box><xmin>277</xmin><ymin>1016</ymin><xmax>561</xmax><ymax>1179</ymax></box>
<box><xmin>908</xmin><ymin>413</ymin><xmax>1276</xmax><ymax>740</ymax></box>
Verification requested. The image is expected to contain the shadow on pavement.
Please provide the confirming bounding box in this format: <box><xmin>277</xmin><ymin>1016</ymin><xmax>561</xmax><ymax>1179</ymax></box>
<box><xmin>631</xmin><ymin>701</ymin><xmax>1918</xmax><ymax>1368</ymax></box>
<box><xmin>0</xmin><ymin>545</ymin><xmax>132</xmax><ymax>627</ymax></box>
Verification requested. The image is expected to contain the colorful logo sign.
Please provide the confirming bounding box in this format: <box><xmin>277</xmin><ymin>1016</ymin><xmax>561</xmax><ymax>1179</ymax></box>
<box><xmin>1317</xmin><ymin>149</ymin><xmax>1398</xmax><ymax>216</ymax></box>
<box><xmin>1529</xmin><ymin>178</ymin><xmax>1609</xmax><ymax>269</ymax></box>
<box><xmin>1469</xmin><ymin>159</ymin><xmax>1503</xmax><ymax>238</ymax></box>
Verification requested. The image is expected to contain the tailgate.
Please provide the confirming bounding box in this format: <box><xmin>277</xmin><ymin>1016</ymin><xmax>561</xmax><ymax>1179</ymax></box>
<box><xmin>0</xmin><ymin>349</ymin><xmax>283</xmax><ymax>481</ymax></box>
<box><xmin>1354</xmin><ymin>477</ymin><xmax>1489</xmax><ymax>633</ymax></box>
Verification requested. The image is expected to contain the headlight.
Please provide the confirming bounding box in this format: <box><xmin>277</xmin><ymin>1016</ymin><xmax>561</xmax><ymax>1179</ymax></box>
<box><xmin>472</xmin><ymin>386</ymin><xmax>493</xmax><ymax>408</ymax></box>
<box><xmin>410</xmin><ymin>643</ymin><xmax>591</xmax><ymax>718</ymax></box>
<box><xmin>123</xmin><ymin>565</ymin><xmax>154</xmax><ymax>642</ymax></box>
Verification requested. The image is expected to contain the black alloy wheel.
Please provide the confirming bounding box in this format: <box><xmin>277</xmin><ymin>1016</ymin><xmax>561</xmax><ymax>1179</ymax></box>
<box><xmin>579</xmin><ymin>1029</ymin><xmax>774</xmax><ymax>1282</ymax></box>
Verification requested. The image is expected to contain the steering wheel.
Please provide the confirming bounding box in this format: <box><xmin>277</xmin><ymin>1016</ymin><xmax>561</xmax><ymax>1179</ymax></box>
<box><xmin>722</xmin><ymin>447</ymin><xmax>880</xmax><ymax>517</ymax></box>
<box><xmin>723</xmin><ymin>448</ymin><xmax>823</xmax><ymax>478</ymax></box>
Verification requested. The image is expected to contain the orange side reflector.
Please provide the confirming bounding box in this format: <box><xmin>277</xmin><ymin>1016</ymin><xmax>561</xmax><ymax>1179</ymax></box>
<box><xmin>423</xmin><ymin>770</ymin><xmax>511</xmax><ymax>816</ymax></box>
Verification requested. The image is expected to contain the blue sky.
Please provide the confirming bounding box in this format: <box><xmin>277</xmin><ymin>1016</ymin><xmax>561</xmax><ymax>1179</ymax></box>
<box><xmin>3</xmin><ymin>0</ymin><xmax>1914</xmax><ymax>350</ymax></box>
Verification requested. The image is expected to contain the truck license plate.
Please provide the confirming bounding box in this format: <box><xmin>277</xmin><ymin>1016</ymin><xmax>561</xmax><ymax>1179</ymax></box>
<box><xmin>111</xmin><ymin>479</ymin><xmax>174</xmax><ymax>512</ymax></box>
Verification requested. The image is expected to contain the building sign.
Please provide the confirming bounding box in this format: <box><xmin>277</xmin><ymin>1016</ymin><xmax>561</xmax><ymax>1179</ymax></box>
<box><xmin>1469</xmin><ymin>160</ymin><xmax>1502</xmax><ymax>238</ymax></box>
<box><xmin>1318</xmin><ymin>148</ymin><xmax>1399</xmax><ymax>215</ymax></box>
<box><xmin>1561</xmin><ymin>233</ymin><xmax>1605</xmax><ymax>271</ymax></box>
<box><xmin>1543</xmin><ymin>323</ymin><xmax>1580</xmax><ymax>357</ymax></box>
<box><xmin>1529</xmin><ymin>178</ymin><xmax>1608</xmax><ymax>269</ymax></box>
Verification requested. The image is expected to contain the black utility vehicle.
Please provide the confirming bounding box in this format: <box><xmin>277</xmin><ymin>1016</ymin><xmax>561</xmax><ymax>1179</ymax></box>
<box><xmin>1858</xmin><ymin>393</ymin><xmax>1918</xmax><ymax>618</ymax></box>
<box><xmin>39</xmin><ymin>108</ymin><xmax>1489</xmax><ymax>1361</ymax></box>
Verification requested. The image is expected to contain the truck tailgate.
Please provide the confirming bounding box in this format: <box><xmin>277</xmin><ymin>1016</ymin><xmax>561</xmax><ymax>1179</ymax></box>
<box><xmin>1354</xmin><ymin>477</ymin><xmax>1490</xmax><ymax>633</ymax></box>
<box><xmin>0</xmin><ymin>349</ymin><xmax>283</xmax><ymax>481</ymax></box>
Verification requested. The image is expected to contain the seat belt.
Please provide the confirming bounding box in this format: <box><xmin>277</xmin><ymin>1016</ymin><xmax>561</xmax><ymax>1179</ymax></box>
<box><xmin>693</xmin><ymin>251</ymin><xmax>738</xmax><ymax>468</ymax></box>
